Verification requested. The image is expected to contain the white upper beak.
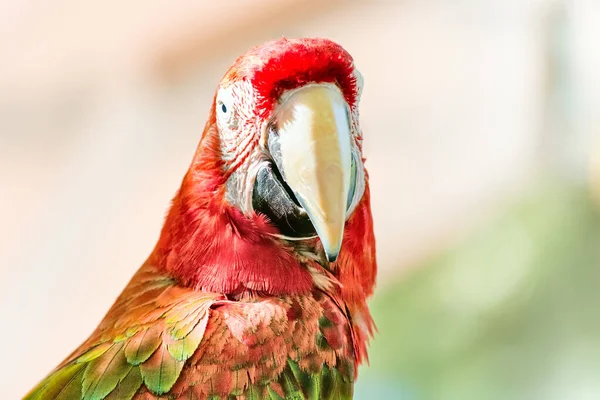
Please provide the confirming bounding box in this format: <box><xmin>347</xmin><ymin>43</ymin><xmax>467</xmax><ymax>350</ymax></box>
<box><xmin>274</xmin><ymin>83</ymin><xmax>353</xmax><ymax>262</ymax></box>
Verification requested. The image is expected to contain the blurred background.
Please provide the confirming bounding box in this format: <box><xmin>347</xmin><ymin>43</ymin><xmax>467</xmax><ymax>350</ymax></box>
<box><xmin>2</xmin><ymin>0</ymin><xmax>600</xmax><ymax>398</ymax></box>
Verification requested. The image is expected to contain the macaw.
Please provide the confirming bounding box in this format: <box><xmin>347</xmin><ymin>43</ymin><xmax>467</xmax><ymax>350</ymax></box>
<box><xmin>26</xmin><ymin>37</ymin><xmax>377</xmax><ymax>400</ymax></box>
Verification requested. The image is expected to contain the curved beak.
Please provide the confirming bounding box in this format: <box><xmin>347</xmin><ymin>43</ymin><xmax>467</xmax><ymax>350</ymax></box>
<box><xmin>273</xmin><ymin>84</ymin><xmax>353</xmax><ymax>262</ymax></box>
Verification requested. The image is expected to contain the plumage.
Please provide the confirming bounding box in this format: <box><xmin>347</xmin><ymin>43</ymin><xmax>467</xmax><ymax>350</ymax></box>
<box><xmin>25</xmin><ymin>37</ymin><xmax>376</xmax><ymax>399</ymax></box>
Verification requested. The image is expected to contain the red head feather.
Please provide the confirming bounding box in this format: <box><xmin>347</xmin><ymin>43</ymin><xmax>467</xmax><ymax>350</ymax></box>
<box><xmin>224</xmin><ymin>38</ymin><xmax>360</xmax><ymax>115</ymax></box>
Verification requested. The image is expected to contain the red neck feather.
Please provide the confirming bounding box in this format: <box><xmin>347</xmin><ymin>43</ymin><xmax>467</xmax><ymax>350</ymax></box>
<box><xmin>148</xmin><ymin>119</ymin><xmax>316</xmax><ymax>296</ymax></box>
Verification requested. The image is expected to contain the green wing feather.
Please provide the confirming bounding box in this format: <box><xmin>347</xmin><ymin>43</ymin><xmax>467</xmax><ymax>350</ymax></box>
<box><xmin>260</xmin><ymin>360</ymin><xmax>352</xmax><ymax>400</ymax></box>
<box><xmin>25</xmin><ymin>266</ymin><xmax>356</xmax><ymax>400</ymax></box>
<box><xmin>25</xmin><ymin>268</ymin><xmax>220</xmax><ymax>400</ymax></box>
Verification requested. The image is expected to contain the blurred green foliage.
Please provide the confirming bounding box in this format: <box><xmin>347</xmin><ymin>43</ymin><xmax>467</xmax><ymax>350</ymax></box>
<box><xmin>356</xmin><ymin>184</ymin><xmax>600</xmax><ymax>399</ymax></box>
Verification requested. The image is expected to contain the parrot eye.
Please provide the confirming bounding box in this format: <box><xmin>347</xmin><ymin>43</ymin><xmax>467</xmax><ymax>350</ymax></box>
<box><xmin>215</xmin><ymin>88</ymin><xmax>237</xmax><ymax>130</ymax></box>
<box><xmin>217</xmin><ymin>100</ymin><xmax>230</xmax><ymax>116</ymax></box>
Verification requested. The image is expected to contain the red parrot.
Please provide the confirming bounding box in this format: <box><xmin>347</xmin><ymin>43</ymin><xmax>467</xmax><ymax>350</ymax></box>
<box><xmin>26</xmin><ymin>37</ymin><xmax>377</xmax><ymax>400</ymax></box>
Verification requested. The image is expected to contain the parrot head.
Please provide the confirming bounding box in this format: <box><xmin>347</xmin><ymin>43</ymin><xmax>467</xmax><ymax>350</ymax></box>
<box><xmin>151</xmin><ymin>38</ymin><xmax>376</xmax><ymax>301</ymax></box>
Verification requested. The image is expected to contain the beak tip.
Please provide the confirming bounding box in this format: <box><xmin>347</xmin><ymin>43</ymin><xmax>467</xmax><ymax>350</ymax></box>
<box><xmin>326</xmin><ymin>253</ymin><xmax>338</xmax><ymax>263</ymax></box>
<box><xmin>316</xmin><ymin>223</ymin><xmax>344</xmax><ymax>264</ymax></box>
<box><xmin>324</xmin><ymin>245</ymin><xmax>341</xmax><ymax>263</ymax></box>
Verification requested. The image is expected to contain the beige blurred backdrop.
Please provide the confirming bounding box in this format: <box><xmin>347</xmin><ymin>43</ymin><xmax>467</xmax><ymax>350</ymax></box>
<box><xmin>2</xmin><ymin>0</ymin><xmax>600</xmax><ymax>399</ymax></box>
